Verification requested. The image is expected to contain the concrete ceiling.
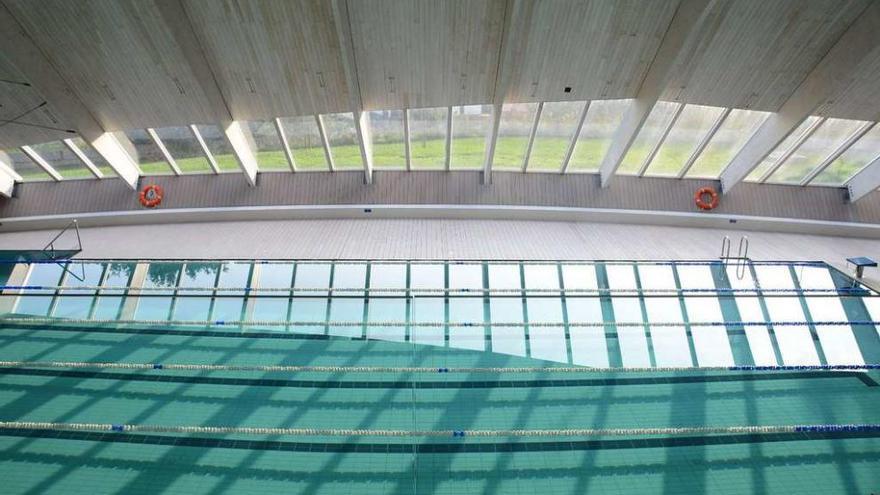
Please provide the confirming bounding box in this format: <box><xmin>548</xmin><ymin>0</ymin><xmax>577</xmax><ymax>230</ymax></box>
<box><xmin>0</xmin><ymin>0</ymin><xmax>878</xmax><ymax>148</ymax></box>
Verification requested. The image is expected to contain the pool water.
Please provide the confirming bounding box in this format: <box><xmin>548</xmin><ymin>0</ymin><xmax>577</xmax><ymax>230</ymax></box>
<box><xmin>0</xmin><ymin>259</ymin><xmax>878</xmax><ymax>494</ymax></box>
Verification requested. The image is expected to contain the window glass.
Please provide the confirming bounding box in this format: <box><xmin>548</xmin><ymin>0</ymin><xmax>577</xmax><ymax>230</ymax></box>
<box><xmin>745</xmin><ymin>116</ymin><xmax>821</xmax><ymax>182</ymax></box>
<box><xmin>118</xmin><ymin>129</ymin><xmax>173</xmax><ymax>175</ymax></box>
<box><xmin>617</xmin><ymin>101</ymin><xmax>681</xmax><ymax>175</ymax></box>
<box><xmin>527</xmin><ymin>101</ymin><xmax>587</xmax><ymax>171</ymax></box>
<box><xmin>28</xmin><ymin>141</ymin><xmax>94</xmax><ymax>179</ymax></box>
<box><xmin>568</xmin><ymin>99</ymin><xmax>630</xmax><ymax>172</ymax></box>
<box><xmin>68</xmin><ymin>137</ymin><xmax>117</xmax><ymax>177</ymax></box>
<box><xmin>152</xmin><ymin>126</ymin><xmax>212</xmax><ymax>174</ymax></box>
<box><xmin>322</xmin><ymin>112</ymin><xmax>364</xmax><ymax>170</ymax></box>
<box><xmin>278</xmin><ymin>116</ymin><xmax>328</xmax><ymax>170</ymax></box>
<box><xmin>409</xmin><ymin>107</ymin><xmax>447</xmax><ymax>169</ymax></box>
<box><xmin>194</xmin><ymin>124</ymin><xmax>239</xmax><ymax>172</ymax></box>
<box><xmin>0</xmin><ymin>148</ymin><xmax>50</xmax><ymax>181</ymax></box>
<box><xmin>686</xmin><ymin>109</ymin><xmax>769</xmax><ymax>178</ymax></box>
<box><xmin>812</xmin><ymin>124</ymin><xmax>880</xmax><ymax>185</ymax></box>
<box><xmin>369</xmin><ymin>110</ymin><xmax>405</xmax><ymax>169</ymax></box>
<box><xmin>493</xmin><ymin>103</ymin><xmax>538</xmax><ymax>170</ymax></box>
<box><xmin>768</xmin><ymin>118</ymin><xmax>870</xmax><ymax>184</ymax></box>
<box><xmin>451</xmin><ymin>105</ymin><xmax>491</xmax><ymax>169</ymax></box>
<box><xmin>644</xmin><ymin>104</ymin><xmax>726</xmax><ymax>177</ymax></box>
<box><xmin>246</xmin><ymin>120</ymin><xmax>289</xmax><ymax>171</ymax></box>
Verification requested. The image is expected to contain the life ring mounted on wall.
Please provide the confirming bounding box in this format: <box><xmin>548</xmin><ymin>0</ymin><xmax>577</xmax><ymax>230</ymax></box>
<box><xmin>694</xmin><ymin>186</ymin><xmax>719</xmax><ymax>211</ymax></box>
<box><xmin>139</xmin><ymin>184</ymin><xmax>163</xmax><ymax>208</ymax></box>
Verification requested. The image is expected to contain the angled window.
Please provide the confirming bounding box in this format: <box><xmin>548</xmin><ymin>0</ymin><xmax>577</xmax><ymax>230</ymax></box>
<box><xmin>0</xmin><ymin>147</ymin><xmax>50</xmax><ymax>181</ymax></box>
<box><xmin>369</xmin><ymin>110</ymin><xmax>405</xmax><ymax>170</ymax></box>
<box><xmin>118</xmin><ymin>129</ymin><xmax>173</xmax><ymax>175</ymax></box>
<box><xmin>767</xmin><ymin>118</ymin><xmax>871</xmax><ymax>184</ymax></box>
<box><xmin>493</xmin><ymin>103</ymin><xmax>539</xmax><ymax>170</ymax></box>
<box><xmin>68</xmin><ymin>137</ymin><xmax>117</xmax><ymax>177</ymax></box>
<box><xmin>152</xmin><ymin>126</ymin><xmax>212</xmax><ymax>174</ymax></box>
<box><xmin>194</xmin><ymin>124</ymin><xmax>239</xmax><ymax>172</ymax></box>
<box><xmin>451</xmin><ymin>105</ymin><xmax>491</xmax><ymax>170</ymax></box>
<box><xmin>569</xmin><ymin>99</ymin><xmax>631</xmax><ymax>172</ymax></box>
<box><xmin>245</xmin><ymin>121</ymin><xmax>288</xmax><ymax>171</ymax></box>
<box><xmin>686</xmin><ymin>109</ymin><xmax>770</xmax><ymax>178</ymax></box>
<box><xmin>812</xmin><ymin>124</ymin><xmax>880</xmax><ymax>186</ymax></box>
<box><xmin>408</xmin><ymin>107</ymin><xmax>447</xmax><ymax>169</ymax></box>
<box><xmin>617</xmin><ymin>101</ymin><xmax>681</xmax><ymax>175</ymax></box>
<box><xmin>28</xmin><ymin>140</ymin><xmax>94</xmax><ymax>179</ymax></box>
<box><xmin>643</xmin><ymin>104</ymin><xmax>726</xmax><ymax>177</ymax></box>
<box><xmin>278</xmin><ymin>116</ymin><xmax>328</xmax><ymax>170</ymax></box>
<box><xmin>322</xmin><ymin>112</ymin><xmax>364</xmax><ymax>170</ymax></box>
<box><xmin>527</xmin><ymin>100</ymin><xmax>587</xmax><ymax>171</ymax></box>
<box><xmin>745</xmin><ymin>116</ymin><xmax>822</xmax><ymax>182</ymax></box>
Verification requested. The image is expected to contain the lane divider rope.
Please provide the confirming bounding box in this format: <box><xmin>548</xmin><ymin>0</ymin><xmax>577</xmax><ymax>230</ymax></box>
<box><xmin>1</xmin><ymin>421</ymin><xmax>877</xmax><ymax>437</ymax></box>
<box><xmin>0</xmin><ymin>317</ymin><xmax>876</xmax><ymax>328</ymax></box>
<box><xmin>1</xmin><ymin>286</ymin><xmax>870</xmax><ymax>294</ymax></box>
<box><xmin>1</xmin><ymin>360</ymin><xmax>877</xmax><ymax>373</ymax></box>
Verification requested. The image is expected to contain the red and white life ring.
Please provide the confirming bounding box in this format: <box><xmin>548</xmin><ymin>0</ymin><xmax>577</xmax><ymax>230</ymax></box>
<box><xmin>139</xmin><ymin>184</ymin><xmax>163</xmax><ymax>208</ymax></box>
<box><xmin>694</xmin><ymin>186</ymin><xmax>719</xmax><ymax>211</ymax></box>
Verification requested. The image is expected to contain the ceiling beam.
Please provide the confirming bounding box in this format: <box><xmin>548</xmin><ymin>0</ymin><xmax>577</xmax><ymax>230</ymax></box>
<box><xmin>846</xmin><ymin>153</ymin><xmax>880</xmax><ymax>202</ymax></box>
<box><xmin>560</xmin><ymin>101</ymin><xmax>591</xmax><ymax>174</ymax></box>
<box><xmin>330</xmin><ymin>0</ymin><xmax>372</xmax><ymax>184</ymax></box>
<box><xmin>146</xmin><ymin>128</ymin><xmax>182</xmax><ymax>176</ymax></box>
<box><xmin>0</xmin><ymin>168</ymin><xmax>14</xmax><ymax>198</ymax></box>
<box><xmin>719</xmin><ymin>1</ymin><xmax>880</xmax><ymax>192</ymax></box>
<box><xmin>274</xmin><ymin>118</ymin><xmax>297</xmax><ymax>173</ymax></box>
<box><xmin>483</xmin><ymin>0</ymin><xmax>532</xmax><ymax>184</ymax></box>
<box><xmin>155</xmin><ymin>0</ymin><xmax>259</xmax><ymax>184</ymax></box>
<box><xmin>598</xmin><ymin>0</ymin><xmax>719</xmax><ymax>187</ymax></box>
<box><xmin>0</xmin><ymin>2</ymin><xmax>140</xmax><ymax>189</ymax></box>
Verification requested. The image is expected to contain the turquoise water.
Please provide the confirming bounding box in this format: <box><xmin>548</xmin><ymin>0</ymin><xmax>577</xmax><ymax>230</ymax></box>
<box><xmin>0</xmin><ymin>259</ymin><xmax>878</xmax><ymax>494</ymax></box>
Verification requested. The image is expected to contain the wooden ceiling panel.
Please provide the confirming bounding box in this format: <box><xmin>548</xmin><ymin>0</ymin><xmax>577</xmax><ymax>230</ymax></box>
<box><xmin>815</xmin><ymin>46</ymin><xmax>880</xmax><ymax>121</ymax></box>
<box><xmin>0</xmin><ymin>54</ymin><xmax>74</xmax><ymax>148</ymax></box>
<box><xmin>503</xmin><ymin>0</ymin><xmax>679</xmax><ymax>103</ymax></box>
<box><xmin>4</xmin><ymin>0</ymin><xmax>225</xmax><ymax>131</ymax></box>
<box><xmin>184</xmin><ymin>0</ymin><xmax>351</xmax><ymax>120</ymax></box>
<box><xmin>662</xmin><ymin>0</ymin><xmax>868</xmax><ymax>111</ymax></box>
<box><xmin>348</xmin><ymin>0</ymin><xmax>506</xmax><ymax>110</ymax></box>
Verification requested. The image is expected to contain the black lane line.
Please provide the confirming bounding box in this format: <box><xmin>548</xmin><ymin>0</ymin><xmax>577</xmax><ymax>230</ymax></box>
<box><xmin>1</xmin><ymin>427</ymin><xmax>879</xmax><ymax>454</ymax></box>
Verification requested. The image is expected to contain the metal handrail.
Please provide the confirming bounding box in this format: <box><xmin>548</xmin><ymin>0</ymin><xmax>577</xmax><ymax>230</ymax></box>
<box><xmin>41</xmin><ymin>219</ymin><xmax>85</xmax><ymax>282</ymax></box>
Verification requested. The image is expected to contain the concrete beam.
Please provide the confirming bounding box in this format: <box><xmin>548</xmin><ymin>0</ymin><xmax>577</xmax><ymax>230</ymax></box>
<box><xmin>720</xmin><ymin>2</ymin><xmax>880</xmax><ymax>192</ymax></box>
<box><xmin>331</xmin><ymin>0</ymin><xmax>372</xmax><ymax>184</ymax></box>
<box><xmin>20</xmin><ymin>145</ymin><xmax>62</xmax><ymax>181</ymax></box>
<box><xmin>0</xmin><ymin>168</ymin><xmax>15</xmax><ymax>198</ymax></box>
<box><xmin>223</xmin><ymin>122</ymin><xmax>259</xmax><ymax>186</ymax></box>
<box><xmin>599</xmin><ymin>0</ymin><xmax>718</xmax><ymax>187</ymax></box>
<box><xmin>847</xmin><ymin>153</ymin><xmax>880</xmax><ymax>202</ymax></box>
<box><xmin>0</xmin><ymin>2</ymin><xmax>141</xmax><ymax>189</ymax></box>
<box><xmin>482</xmin><ymin>104</ymin><xmax>502</xmax><ymax>184</ymax></box>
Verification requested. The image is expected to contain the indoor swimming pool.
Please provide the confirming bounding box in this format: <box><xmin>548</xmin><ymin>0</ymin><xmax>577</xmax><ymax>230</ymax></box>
<box><xmin>0</xmin><ymin>258</ymin><xmax>878</xmax><ymax>494</ymax></box>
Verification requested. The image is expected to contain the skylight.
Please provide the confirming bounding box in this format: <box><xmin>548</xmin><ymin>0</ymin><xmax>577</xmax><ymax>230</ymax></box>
<box><xmin>527</xmin><ymin>100</ymin><xmax>587</xmax><ymax>171</ymax></box>
<box><xmin>451</xmin><ymin>105</ymin><xmax>491</xmax><ymax>170</ymax></box>
<box><xmin>321</xmin><ymin>112</ymin><xmax>364</xmax><ymax>170</ymax></box>
<box><xmin>152</xmin><ymin>126</ymin><xmax>212</xmax><ymax>174</ymax></box>
<box><xmin>27</xmin><ymin>140</ymin><xmax>95</xmax><ymax>179</ymax></box>
<box><xmin>643</xmin><ymin>104</ymin><xmax>726</xmax><ymax>177</ymax></box>
<box><xmin>245</xmin><ymin>121</ymin><xmax>289</xmax><ymax>171</ymax></box>
<box><xmin>686</xmin><ymin>109</ymin><xmax>770</xmax><ymax>178</ymax></box>
<box><xmin>193</xmin><ymin>125</ymin><xmax>238</xmax><ymax>172</ymax></box>
<box><xmin>767</xmin><ymin>118</ymin><xmax>871</xmax><ymax>184</ymax></box>
<box><xmin>493</xmin><ymin>103</ymin><xmax>539</xmax><ymax>171</ymax></box>
<box><xmin>745</xmin><ymin>116</ymin><xmax>823</xmax><ymax>182</ymax></box>
<box><xmin>67</xmin><ymin>137</ymin><xmax>117</xmax><ymax>177</ymax></box>
<box><xmin>278</xmin><ymin>116</ymin><xmax>329</xmax><ymax>171</ymax></box>
<box><xmin>617</xmin><ymin>101</ymin><xmax>681</xmax><ymax>175</ymax></box>
<box><xmin>408</xmin><ymin>107</ymin><xmax>447</xmax><ymax>169</ymax></box>
<box><xmin>568</xmin><ymin>99</ymin><xmax>631</xmax><ymax>172</ymax></box>
<box><xmin>368</xmin><ymin>110</ymin><xmax>405</xmax><ymax>170</ymax></box>
<box><xmin>811</xmin><ymin>124</ymin><xmax>880</xmax><ymax>186</ymax></box>
<box><xmin>0</xmin><ymin>147</ymin><xmax>50</xmax><ymax>181</ymax></box>
<box><xmin>118</xmin><ymin>130</ymin><xmax>174</xmax><ymax>175</ymax></box>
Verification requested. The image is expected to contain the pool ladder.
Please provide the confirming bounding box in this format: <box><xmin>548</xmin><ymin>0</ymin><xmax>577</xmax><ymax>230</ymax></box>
<box><xmin>720</xmin><ymin>235</ymin><xmax>750</xmax><ymax>280</ymax></box>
